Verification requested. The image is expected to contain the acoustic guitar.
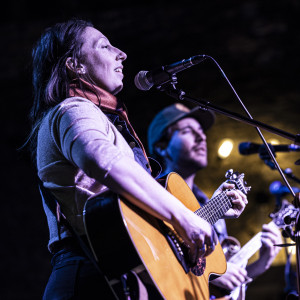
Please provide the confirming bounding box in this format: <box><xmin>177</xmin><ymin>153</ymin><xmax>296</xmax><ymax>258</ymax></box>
<box><xmin>83</xmin><ymin>170</ymin><xmax>250</xmax><ymax>299</ymax></box>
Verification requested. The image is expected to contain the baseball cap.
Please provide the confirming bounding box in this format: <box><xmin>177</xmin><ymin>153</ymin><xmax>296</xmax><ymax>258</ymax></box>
<box><xmin>147</xmin><ymin>103</ymin><xmax>215</xmax><ymax>155</ymax></box>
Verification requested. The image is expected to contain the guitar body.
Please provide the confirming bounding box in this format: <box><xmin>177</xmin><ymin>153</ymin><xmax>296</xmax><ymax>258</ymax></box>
<box><xmin>84</xmin><ymin>172</ymin><xmax>227</xmax><ymax>299</ymax></box>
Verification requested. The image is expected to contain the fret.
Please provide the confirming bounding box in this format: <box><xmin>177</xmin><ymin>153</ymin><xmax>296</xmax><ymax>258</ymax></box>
<box><xmin>194</xmin><ymin>170</ymin><xmax>250</xmax><ymax>226</ymax></box>
<box><xmin>230</xmin><ymin>232</ymin><xmax>263</xmax><ymax>265</ymax></box>
<box><xmin>195</xmin><ymin>192</ymin><xmax>233</xmax><ymax>225</ymax></box>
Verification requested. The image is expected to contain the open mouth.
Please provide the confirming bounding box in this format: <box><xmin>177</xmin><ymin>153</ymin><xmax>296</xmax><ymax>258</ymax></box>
<box><xmin>193</xmin><ymin>145</ymin><xmax>206</xmax><ymax>153</ymax></box>
<box><xmin>115</xmin><ymin>66</ymin><xmax>123</xmax><ymax>73</ymax></box>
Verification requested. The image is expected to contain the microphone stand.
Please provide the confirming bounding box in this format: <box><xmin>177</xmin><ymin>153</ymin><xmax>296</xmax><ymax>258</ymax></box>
<box><xmin>155</xmin><ymin>65</ymin><xmax>300</xmax><ymax>298</ymax></box>
<box><xmin>262</xmin><ymin>159</ymin><xmax>300</xmax><ymax>185</ymax></box>
<box><xmin>159</xmin><ymin>81</ymin><xmax>300</xmax><ymax>191</ymax></box>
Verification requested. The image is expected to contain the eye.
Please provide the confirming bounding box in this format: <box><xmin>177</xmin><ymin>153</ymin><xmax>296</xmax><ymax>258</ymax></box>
<box><xmin>180</xmin><ymin>128</ymin><xmax>192</xmax><ymax>134</ymax></box>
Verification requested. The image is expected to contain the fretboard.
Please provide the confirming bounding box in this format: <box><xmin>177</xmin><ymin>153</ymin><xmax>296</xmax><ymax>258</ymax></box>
<box><xmin>194</xmin><ymin>191</ymin><xmax>232</xmax><ymax>225</ymax></box>
<box><xmin>229</xmin><ymin>221</ymin><xmax>277</xmax><ymax>266</ymax></box>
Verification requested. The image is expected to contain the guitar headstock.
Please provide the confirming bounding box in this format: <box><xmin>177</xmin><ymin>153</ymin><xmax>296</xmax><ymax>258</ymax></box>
<box><xmin>269</xmin><ymin>199</ymin><xmax>299</xmax><ymax>228</ymax></box>
<box><xmin>225</xmin><ymin>169</ymin><xmax>251</xmax><ymax>195</ymax></box>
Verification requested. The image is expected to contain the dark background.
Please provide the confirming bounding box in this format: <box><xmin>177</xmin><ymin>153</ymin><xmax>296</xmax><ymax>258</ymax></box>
<box><xmin>2</xmin><ymin>1</ymin><xmax>300</xmax><ymax>299</ymax></box>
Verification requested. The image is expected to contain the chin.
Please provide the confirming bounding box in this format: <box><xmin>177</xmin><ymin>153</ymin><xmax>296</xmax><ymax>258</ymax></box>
<box><xmin>196</xmin><ymin>159</ymin><xmax>207</xmax><ymax>168</ymax></box>
<box><xmin>111</xmin><ymin>83</ymin><xmax>123</xmax><ymax>95</ymax></box>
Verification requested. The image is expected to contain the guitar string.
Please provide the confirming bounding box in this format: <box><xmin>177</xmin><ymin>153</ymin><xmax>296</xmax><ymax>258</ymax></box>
<box><xmin>194</xmin><ymin>178</ymin><xmax>248</xmax><ymax>224</ymax></box>
<box><xmin>196</xmin><ymin>193</ymin><xmax>229</xmax><ymax>223</ymax></box>
<box><xmin>195</xmin><ymin>192</ymin><xmax>232</xmax><ymax>224</ymax></box>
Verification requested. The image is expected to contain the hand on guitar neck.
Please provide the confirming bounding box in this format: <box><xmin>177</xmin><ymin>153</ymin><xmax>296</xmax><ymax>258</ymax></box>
<box><xmin>210</xmin><ymin>181</ymin><xmax>249</xmax><ymax>219</ymax></box>
<box><xmin>246</xmin><ymin>223</ymin><xmax>282</xmax><ymax>278</ymax></box>
<box><xmin>210</xmin><ymin>201</ymin><xmax>287</xmax><ymax>300</ymax></box>
<box><xmin>170</xmin><ymin>173</ymin><xmax>248</xmax><ymax>266</ymax></box>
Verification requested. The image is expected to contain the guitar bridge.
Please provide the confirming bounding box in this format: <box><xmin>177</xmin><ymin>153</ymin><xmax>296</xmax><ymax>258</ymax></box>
<box><xmin>158</xmin><ymin>220</ymin><xmax>206</xmax><ymax>276</ymax></box>
<box><xmin>158</xmin><ymin>220</ymin><xmax>189</xmax><ymax>273</ymax></box>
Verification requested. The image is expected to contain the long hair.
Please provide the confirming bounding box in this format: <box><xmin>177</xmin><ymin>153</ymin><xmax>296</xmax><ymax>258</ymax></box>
<box><xmin>27</xmin><ymin>19</ymin><xmax>93</xmax><ymax>162</ymax></box>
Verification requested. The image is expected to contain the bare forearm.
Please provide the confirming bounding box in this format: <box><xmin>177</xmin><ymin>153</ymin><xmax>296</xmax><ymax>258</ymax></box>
<box><xmin>102</xmin><ymin>156</ymin><xmax>187</xmax><ymax>223</ymax></box>
<box><xmin>246</xmin><ymin>261</ymin><xmax>268</xmax><ymax>278</ymax></box>
<box><xmin>99</xmin><ymin>156</ymin><xmax>218</xmax><ymax>260</ymax></box>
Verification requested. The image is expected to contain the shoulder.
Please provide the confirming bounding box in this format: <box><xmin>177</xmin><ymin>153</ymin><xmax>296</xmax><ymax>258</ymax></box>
<box><xmin>42</xmin><ymin>97</ymin><xmax>111</xmax><ymax>135</ymax></box>
<box><xmin>58</xmin><ymin>96</ymin><xmax>101</xmax><ymax>112</ymax></box>
<box><xmin>49</xmin><ymin>97</ymin><xmax>108</xmax><ymax>121</ymax></box>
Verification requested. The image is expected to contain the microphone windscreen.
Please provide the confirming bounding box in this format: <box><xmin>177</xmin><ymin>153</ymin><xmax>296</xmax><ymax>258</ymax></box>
<box><xmin>238</xmin><ymin>142</ymin><xmax>261</xmax><ymax>155</ymax></box>
<box><xmin>134</xmin><ymin>71</ymin><xmax>151</xmax><ymax>91</ymax></box>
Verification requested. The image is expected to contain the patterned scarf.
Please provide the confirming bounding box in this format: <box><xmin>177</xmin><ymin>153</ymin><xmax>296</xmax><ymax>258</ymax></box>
<box><xmin>69</xmin><ymin>78</ymin><xmax>150</xmax><ymax>166</ymax></box>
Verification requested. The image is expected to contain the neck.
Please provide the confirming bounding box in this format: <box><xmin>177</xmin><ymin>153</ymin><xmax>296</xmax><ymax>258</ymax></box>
<box><xmin>182</xmin><ymin>173</ymin><xmax>196</xmax><ymax>189</ymax></box>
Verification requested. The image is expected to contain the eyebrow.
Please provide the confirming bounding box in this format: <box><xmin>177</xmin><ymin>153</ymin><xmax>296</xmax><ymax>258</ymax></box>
<box><xmin>94</xmin><ymin>36</ymin><xmax>109</xmax><ymax>48</ymax></box>
<box><xmin>177</xmin><ymin>125</ymin><xmax>203</xmax><ymax>131</ymax></box>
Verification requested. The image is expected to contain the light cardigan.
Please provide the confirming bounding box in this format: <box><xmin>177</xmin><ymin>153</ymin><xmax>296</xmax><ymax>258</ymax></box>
<box><xmin>37</xmin><ymin>96</ymin><xmax>138</xmax><ymax>250</ymax></box>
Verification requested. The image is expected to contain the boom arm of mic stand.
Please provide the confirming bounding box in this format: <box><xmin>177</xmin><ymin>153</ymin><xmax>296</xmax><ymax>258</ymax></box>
<box><xmin>207</xmin><ymin>55</ymin><xmax>299</xmax><ymax>199</ymax></box>
<box><xmin>163</xmin><ymin>87</ymin><xmax>300</xmax><ymax>143</ymax></box>
<box><xmin>161</xmin><ymin>86</ymin><xmax>300</xmax><ymax>198</ymax></box>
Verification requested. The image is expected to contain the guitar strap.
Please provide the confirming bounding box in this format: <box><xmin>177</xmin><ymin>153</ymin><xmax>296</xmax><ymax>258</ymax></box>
<box><xmin>38</xmin><ymin>179</ymin><xmax>119</xmax><ymax>300</ymax></box>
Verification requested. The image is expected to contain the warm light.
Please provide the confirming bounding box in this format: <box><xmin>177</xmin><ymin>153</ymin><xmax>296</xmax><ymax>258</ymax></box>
<box><xmin>218</xmin><ymin>139</ymin><xmax>234</xmax><ymax>159</ymax></box>
<box><xmin>268</xmin><ymin>139</ymin><xmax>280</xmax><ymax>145</ymax></box>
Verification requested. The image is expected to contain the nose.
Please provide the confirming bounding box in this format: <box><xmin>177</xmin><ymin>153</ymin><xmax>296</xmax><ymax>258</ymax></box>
<box><xmin>116</xmin><ymin>49</ymin><xmax>127</xmax><ymax>61</ymax></box>
<box><xmin>194</xmin><ymin>130</ymin><xmax>206</xmax><ymax>142</ymax></box>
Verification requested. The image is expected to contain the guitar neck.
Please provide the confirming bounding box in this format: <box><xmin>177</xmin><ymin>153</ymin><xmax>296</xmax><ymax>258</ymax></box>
<box><xmin>229</xmin><ymin>221</ymin><xmax>276</xmax><ymax>265</ymax></box>
<box><xmin>195</xmin><ymin>191</ymin><xmax>233</xmax><ymax>225</ymax></box>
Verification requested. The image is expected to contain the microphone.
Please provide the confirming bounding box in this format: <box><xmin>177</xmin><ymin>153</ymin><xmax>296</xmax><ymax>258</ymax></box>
<box><xmin>238</xmin><ymin>142</ymin><xmax>300</xmax><ymax>155</ymax></box>
<box><xmin>134</xmin><ymin>55</ymin><xmax>207</xmax><ymax>90</ymax></box>
<box><xmin>269</xmin><ymin>181</ymin><xmax>300</xmax><ymax>195</ymax></box>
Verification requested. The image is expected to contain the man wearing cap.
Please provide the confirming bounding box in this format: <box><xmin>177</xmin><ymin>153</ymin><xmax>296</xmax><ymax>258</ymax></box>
<box><xmin>147</xmin><ymin>103</ymin><xmax>282</xmax><ymax>298</ymax></box>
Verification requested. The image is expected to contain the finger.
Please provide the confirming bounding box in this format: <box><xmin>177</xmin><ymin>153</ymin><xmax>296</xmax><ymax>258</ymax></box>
<box><xmin>230</xmin><ymin>196</ymin><xmax>246</xmax><ymax>211</ymax></box>
<box><xmin>222</xmin><ymin>182</ymin><xmax>235</xmax><ymax>190</ymax></box>
<box><xmin>199</xmin><ymin>244</ymin><xmax>206</xmax><ymax>258</ymax></box>
<box><xmin>262</xmin><ymin>224</ymin><xmax>282</xmax><ymax>239</ymax></box>
<box><xmin>204</xmin><ymin>233</ymin><xmax>215</xmax><ymax>256</ymax></box>
<box><xmin>188</xmin><ymin>241</ymin><xmax>198</xmax><ymax>264</ymax></box>
<box><xmin>232</xmin><ymin>268</ymin><xmax>248</xmax><ymax>284</ymax></box>
<box><xmin>229</xmin><ymin>276</ymin><xmax>244</xmax><ymax>287</ymax></box>
<box><xmin>262</xmin><ymin>224</ymin><xmax>276</xmax><ymax>234</ymax></box>
<box><xmin>226</xmin><ymin>190</ymin><xmax>239</xmax><ymax>199</ymax></box>
<box><xmin>261</xmin><ymin>231</ymin><xmax>279</xmax><ymax>242</ymax></box>
<box><xmin>203</xmin><ymin>244</ymin><xmax>215</xmax><ymax>256</ymax></box>
<box><xmin>190</xmin><ymin>231</ymin><xmax>204</xmax><ymax>262</ymax></box>
<box><xmin>261</xmin><ymin>236</ymin><xmax>281</xmax><ymax>253</ymax></box>
<box><xmin>261</xmin><ymin>236</ymin><xmax>275</xmax><ymax>248</ymax></box>
<box><xmin>260</xmin><ymin>237</ymin><xmax>281</xmax><ymax>255</ymax></box>
<box><xmin>195</xmin><ymin>230</ymin><xmax>215</xmax><ymax>258</ymax></box>
<box><xmin>261</xmin><ymin>228</ymin><xmax>283</xmax><ymax>245</ymax></box>
<box><xmin>234</xmin><ymin>189</ymin><xmax>248</xmax><ymax>204</ymax></box>
<box><xmin>226</xmin><ymin>189</ymin><xmax>247</xmax><ymax>203</ymax></box>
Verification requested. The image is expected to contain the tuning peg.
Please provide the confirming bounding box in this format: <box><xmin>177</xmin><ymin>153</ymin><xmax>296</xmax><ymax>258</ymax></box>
<box><xmin>284</xmin><ymin>214</ymin><xmax>296</xmax><ymax>225</ymax></box>
<box><xmin>282</xmin><ymin>225</ymin><xmax>295</xmax><ymax>241</ymax></box>
<box><xmin>225</xmin><ymin>169</ymin><xmax>233</xmax><ymax>179</ymax></box>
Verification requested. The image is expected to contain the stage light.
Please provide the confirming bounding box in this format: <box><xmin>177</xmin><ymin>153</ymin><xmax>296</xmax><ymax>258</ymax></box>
<box><xmin>268</xmin><ymin>139</ymin><xmax>280</xmax><ymax>145</ymax></box>
<box><xmin>218</xmin><ymin>139</ymin><xmax>233</xmax><ymax>159</ymax></box>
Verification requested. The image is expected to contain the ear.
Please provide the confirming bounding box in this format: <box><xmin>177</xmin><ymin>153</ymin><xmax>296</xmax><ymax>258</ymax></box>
<box><xmin>154</xmin><ymin>145</ymin><xmax>167</xmax><ymax>158</ymax></box>
<box><xmin>65</xmin><ymin>57</ymin><xmax>86</xmax><ymax>75</ymax></box>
